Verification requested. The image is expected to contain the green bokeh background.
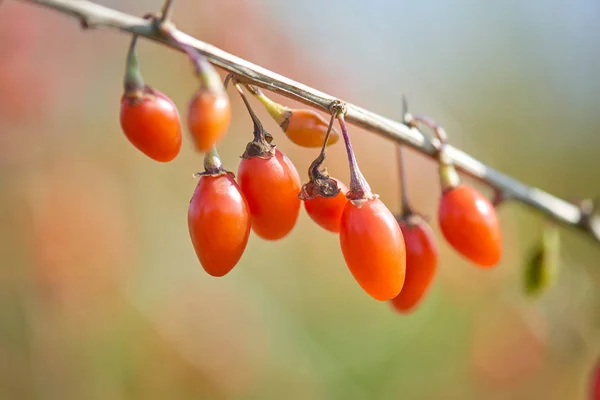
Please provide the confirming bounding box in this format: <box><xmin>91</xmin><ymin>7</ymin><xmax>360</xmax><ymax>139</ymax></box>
<box><xmin>0</xmin><ymin>1</ymin><xmax>599</xmax><ymax>399</ymax></box>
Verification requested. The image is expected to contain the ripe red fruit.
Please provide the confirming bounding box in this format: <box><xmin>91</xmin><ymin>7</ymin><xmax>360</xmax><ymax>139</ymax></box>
<box><xmin>187</xmin><ymin>88</ymin><xmax>232</xmax><ymax>152</ymax></box>
<box><xmin>304</xmin><ymin>179</ymin><xmax>348</xmax><ymax>233</ymax></box>
<box><xmin>340</xmin><ymin>199</ymin><xmax>406</xmax><ymax>301</ymax></box>
<box><xmin>439</xmin><ymin>184</ymin><xmax>502</xmax><ymax>267</ymax></box>
<box><xmin>403</xmin><ymin>108</ymin><xmax>502</xmax><ymax>269</ymax></box>
<box><xmin>238</xmin><ymin>149</ymin><xmax>301</xmax><ymax>240</ymax></box>
<box><xmin>120</xmin><ymin>88</ymin><xmax>182</xmax><ymax>162</ymax></box>
<box><xmin>188</xmin><ymin>172</ymin><xmax>251</xmax><ymax>277</ymax></box>
<box><xmin>390</xmin><ymin>216</ymin><xmax>438</xmax><ymax>312</ymax></box>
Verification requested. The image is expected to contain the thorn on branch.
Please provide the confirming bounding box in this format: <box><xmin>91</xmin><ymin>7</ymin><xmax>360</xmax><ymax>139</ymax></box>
<box><xmin>158</xmin><ymin>0</ymin><xmax>175</xmax><ymax>23</ymax></box>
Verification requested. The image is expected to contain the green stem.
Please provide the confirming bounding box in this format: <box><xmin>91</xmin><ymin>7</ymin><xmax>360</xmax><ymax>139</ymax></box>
<box><xmin>246</xmin><ymin>85</ymin><xmax>287</xmax><ymax>125</ymax></box>
<box><xmin>158</xmin><ymin>22</ymin><xmax>223</xmax><ymax>92</ymax></box>
<box><xmin>123</xmin><ymin>35</ymin><xmax>144</xmax><ymax>92</ymax></box>
<box><xmin>203</xmin><ymin>146</ymin><xmax>223</xmax><ymax>174</ymax></box>
<box><xmin>195</xmin><ymin>55</ymin><xmax>224</xmax><ymax>92</ymax></box>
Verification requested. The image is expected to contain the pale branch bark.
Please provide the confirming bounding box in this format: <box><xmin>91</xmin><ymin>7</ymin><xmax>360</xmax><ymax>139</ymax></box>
<box><xmin>16</xmin><ymin>0</ymin><xmax>600</xmax><ymax>244</ymax></box>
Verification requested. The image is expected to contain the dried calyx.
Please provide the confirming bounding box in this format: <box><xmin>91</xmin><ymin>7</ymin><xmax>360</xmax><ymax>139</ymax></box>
<box><xmin>231</xmin><ymin>79</ymin><xmax>276</xmax><ymax>159</ymax></box>
<box><xmin>403</xmin><ymin>98</ymin><xmax>459</xmax><ymax>192</ymax></box>
<box><xmin>298</xmin><ymin>110</ymin><xmax>341</xmax><ymax>200</ymax></box>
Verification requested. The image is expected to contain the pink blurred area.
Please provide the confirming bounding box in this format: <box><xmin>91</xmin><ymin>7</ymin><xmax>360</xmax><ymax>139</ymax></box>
<box><xmin>0</xmin><ymin>0</ymin><xmax>599</xmax><ymax>399</ymax></box>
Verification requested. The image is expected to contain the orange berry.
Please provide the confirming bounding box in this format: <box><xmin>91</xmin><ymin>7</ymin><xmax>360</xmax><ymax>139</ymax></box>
<box><xmin>187</xmin><ymin>88</ymin><xmax>231</xmax><ymax>152</ymax></box>
<box><xmin>439</xmin><ymin>184</ymin><xmax>502</xmax><ymax>267</ymax></box>
<box><xmin>188</xmin><ymin>173</ymin><xmax>251</xmax><ymax>277</ymax></box>
<box><xmin>340</xmin><ymin>199</ymin><xmax>406</xmax><ymax>301</ymax></box>
<box><xmin>282</xmin><ymin>109</ymin><xmax>340</xmax><ymax>148</ymax></box>
<box><xmin>238</xmin><ymin>149</ymin><xmax>301</xmax><ymax>240</ymax></box>
<box><xmin>390</xmin><ymin>217</ymin><xmax>438</xmax><ymax>313</ymax></box>
<box><xmin>249</xmin><ymin>85</ymin><xmax>340</xmax><ymax>148</ymax></box>
<box><xmin>120</xmin><ymin>88</ymin><xmax>182</xmax><ymax>162</ymax></box>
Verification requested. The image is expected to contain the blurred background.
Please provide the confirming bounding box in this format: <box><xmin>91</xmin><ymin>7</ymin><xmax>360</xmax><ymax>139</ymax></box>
<box><xmin>1</xmin><ymin>0</ymin><xmax>600</xmax><ymax>399</ymax></box>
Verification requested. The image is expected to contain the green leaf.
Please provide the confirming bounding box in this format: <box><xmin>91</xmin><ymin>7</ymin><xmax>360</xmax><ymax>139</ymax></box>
<box><xmin>524</xmin><ymin>225</ymin><xmax>560</xmax><ymax>297</ymax></box>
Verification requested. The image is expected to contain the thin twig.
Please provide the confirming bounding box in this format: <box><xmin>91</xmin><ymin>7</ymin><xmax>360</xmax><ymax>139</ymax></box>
<box><xmin>158</xmin><ymin>0</ymin><xmax>174</xmax><ymax>23</ymax></box>
<box><xmin>14</xmin><ymin>0</ymin><xmax>600</xmax><ymax>245</ymax></box>
<box><xmin>398</xmin><ymin>96</ymin><xmax>414</xmax><ymax>216</ymax></box>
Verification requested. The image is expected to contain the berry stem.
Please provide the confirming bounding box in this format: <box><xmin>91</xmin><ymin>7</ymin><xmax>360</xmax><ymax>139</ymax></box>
<box><xmin>234</xmin><ymin>82</ymin><xmax>264</xmax><ymax>138</ymax></box>
<box><xmin>203</xmin><ymin>146</ymin><xmax>224</xmax><ymax>174</ymax></box>
<box><xmin>397</xmin><ymin>146</ymin><xmax>414</xmax><ymax>217</ymax></box>
<box><xmin>245</xmin><ymin>85</ymin><xmax>288</xmax><ymax>125</ymax></box>
<box><xmin>157</xmin><ymin>22</ymin><xmax>223</xmax><ymax>93</ymax></box>
<box><xmin>298</xmin><ymin>109</ymin><xmax>341</xmax><ymax>200</ymax></box>
<box><xmin>233</xmin><ymin>80</ymin><xmax>275</xmax><ymax>158</ymax></box>
<box><xmin>398</xmin><ymin>96</ymin><xmax>415</xmax><ymax>216</ymax></box>
<box><xmin>337</xmin><ymin>113</ymin><xmax>373</xmax><ymax>204</ymax></box>
<box><xmin>123</xmin><ymin>35</ymin><xmax>144</xmax><ymax>93</ymax></box>
<box><xmin>308</xmin><ymin>111</ymin><xmax>337</xmax><ymax>182</ymax></box>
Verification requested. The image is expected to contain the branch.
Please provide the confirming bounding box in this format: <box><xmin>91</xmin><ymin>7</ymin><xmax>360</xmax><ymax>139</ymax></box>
<box><xmin>16</xmin><ymin>0</ymin><xmax>600</xmax><ymax>245</ymax></box>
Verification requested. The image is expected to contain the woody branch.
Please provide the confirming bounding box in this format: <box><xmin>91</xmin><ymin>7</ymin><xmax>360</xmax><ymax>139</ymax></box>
<box><xmin>14</xmin><ymin>0</ymin><xmax>600</xmax><ymax>244</ymax></box>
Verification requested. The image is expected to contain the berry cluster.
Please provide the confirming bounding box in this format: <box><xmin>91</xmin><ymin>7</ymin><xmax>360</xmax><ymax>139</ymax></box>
<box><xmin>117</xmin><ymin>19</ymin><xmax>506</xmax><ymax>313</ymax></box>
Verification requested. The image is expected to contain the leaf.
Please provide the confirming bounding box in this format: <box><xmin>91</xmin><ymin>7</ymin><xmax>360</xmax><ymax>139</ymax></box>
<box><xmin>524</xmin><ymin>225</ymin><xmax>560</xmax><ymax>297</ymax></box>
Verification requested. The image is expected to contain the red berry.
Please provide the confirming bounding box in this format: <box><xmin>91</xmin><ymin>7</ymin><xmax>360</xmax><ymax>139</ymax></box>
<box><xmin>592</xmin><ymin>361</ymin><xmax>600</xmax><ymax>400</ymax></box>
<box><xmin>238</xmin><ymin>149</ymin><xmax>301</xmax><ymax>240</ymax></box>
<box><xmin>390</xmin><ymin>217</ymin><xmax>438</xmax><ymax>313</ymax></box>
<box><xmin>304</xmin><ymin>179</ymin><xmax>348</xmax><ymax>233</ymax></box>
<box><xmin>439</xmin><ymin>184</ymin><xmax>502</xmax><ymax>267</ymax></box>
<box><xmin>188</xmin><ymin>173</ymin><xmax>251</xmax><ymax>277</ymax></box>
<box><xmin>120</xmin><ymin>88</ymin><xmax>182</xmax><ymax>162</ymax></box>
<box><xmin>340</xmin><ymin>198</ymin><xmax>406</xmax><ymax>301</ymax></box>
<box><xmin>187</xmin><ymin>88</ymin><xmax>231</xmax><ymax>152</ymax></box>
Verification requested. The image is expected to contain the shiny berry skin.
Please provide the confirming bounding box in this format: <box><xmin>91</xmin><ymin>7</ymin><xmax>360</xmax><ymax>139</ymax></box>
<box><xmin>120</xmin><ymin>88</ymin><xmax>182</xmax><ymax>162</ymax></box>
<box><xmin>390</xmin><ymin>218</ymin><xmax>438</xmax><ymax>313</ymax></box>
<box><xmin>284</xmin><ymin>109</ymin><xmax>340</xmax><ymax>148</ymax></box>
<box><xmin>340</xmin><ymin>198</ymin><xmax>406</xmax><ymax>301</ymax></box>
<box><xmin>439</xmin><ymin>184</ymin><xmax>502</xmax><ymax>267</ymax></box>
<box><xmin>187</xmin><ymin>89</ymin><xmax>231</xmax><ymax>152</ymax></box>
<box><xmin>238</xmin><ymin>149</ymin><xmax>301</xmax><ymax>240</ymax></box>
<box><xmin>188</xmin><ymin>173</ymin><xmax>251</xmax><ymax>277</ymax></box>
<box><xmin>304</xmin><ymin>179</ymin><xmax>348</xmax><ymax>233</ymax></box>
